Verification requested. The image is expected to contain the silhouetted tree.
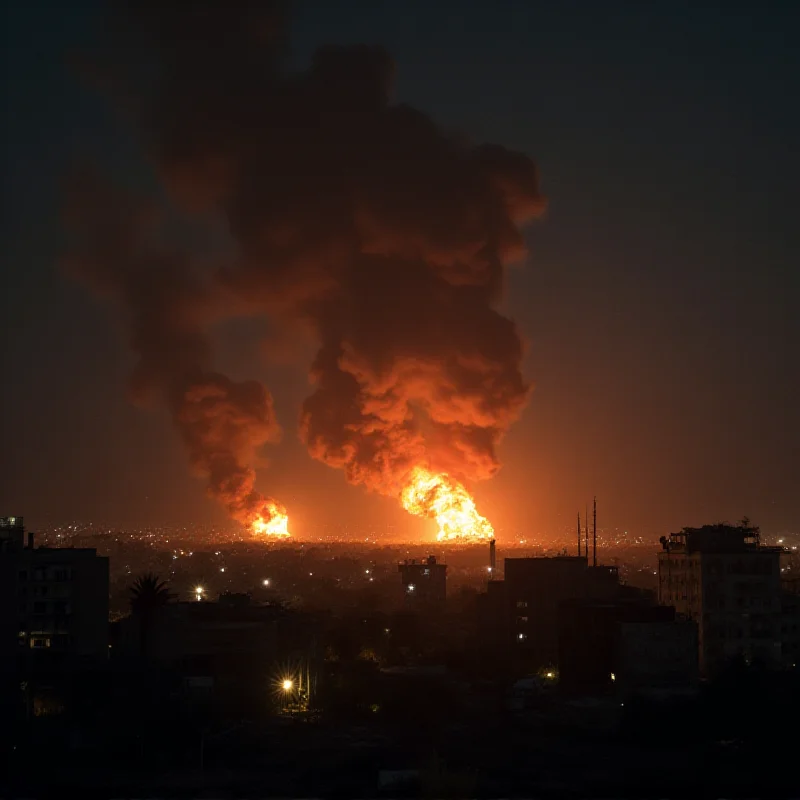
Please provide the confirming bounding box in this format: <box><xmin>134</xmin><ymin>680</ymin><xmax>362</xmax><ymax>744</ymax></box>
<box><xmin>129</xmin><ymin>573</ymin><xmax>172</xmax><ymax>659</ymax></box>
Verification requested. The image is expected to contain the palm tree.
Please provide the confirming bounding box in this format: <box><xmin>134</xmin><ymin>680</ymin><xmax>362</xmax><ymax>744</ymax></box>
<box><xmin>130</xmin><ymin>573</ymin><xmax>171</xmax><ymax>613</ymax></box>
<box><xmin>129</xmin><ymin>573</ymin><xmax>172</xmax><ymax>659</ymax></box>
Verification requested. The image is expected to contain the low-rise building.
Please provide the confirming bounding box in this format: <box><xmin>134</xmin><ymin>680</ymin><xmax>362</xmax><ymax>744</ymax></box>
<box><xmin>398</xmin><ymin>555</ymin><xmax>447</xmax><ymax>608</ymax></box>
<box><xmin>558</xmin><ymin>599</ymin><xmax>698</xmax><ymax>697</ymax></box>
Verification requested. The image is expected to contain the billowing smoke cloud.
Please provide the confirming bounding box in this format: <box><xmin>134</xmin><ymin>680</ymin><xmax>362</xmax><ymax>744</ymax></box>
<box><xmin>63</xmin><ymin>172</ymin><xmax>284</xmax><ymax>527</ymax></box>
<box><xmin>71</xmin><ymin>0</ymin><xmax>545</xmax><ymax>519</ymax></box>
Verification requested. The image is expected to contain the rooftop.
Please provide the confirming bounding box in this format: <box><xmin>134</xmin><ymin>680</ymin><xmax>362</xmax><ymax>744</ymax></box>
<box><xmin>660</xmin><ymin>522</ymin><xmax>783</xmax><ymax>555</ymax></box>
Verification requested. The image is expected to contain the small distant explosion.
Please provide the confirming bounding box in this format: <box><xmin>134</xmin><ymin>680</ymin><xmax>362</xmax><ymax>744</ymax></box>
<box><xmin>252</xmin><ymin>500</ymin><xmax>290</xmax><ymax>538</ymax></box>
<box><xmin>401</xmin><ymin>467</ymin><xmax>494</xmax><ymax>541</ymax></box>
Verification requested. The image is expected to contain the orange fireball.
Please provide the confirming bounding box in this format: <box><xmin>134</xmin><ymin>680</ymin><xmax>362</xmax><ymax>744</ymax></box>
<box><xmin>251</xmin><ymin>500</ymin><xmax>290</xmax><ymax>538</ymax></box>
<box><xmin>400</xmin><ymin>466</ymin><xmax>494</xmax><ymax>541</ymax></box>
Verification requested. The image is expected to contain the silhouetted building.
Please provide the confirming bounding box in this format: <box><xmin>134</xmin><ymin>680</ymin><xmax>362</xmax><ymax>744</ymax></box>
<box><xmin>558</xmin><ymin>599</ymin><xmax>698</xmax><ymax>697</ymax></box>
<box><xmin>116</xmin><ymin>592</ymin><xmax>319</xmax><ymax>712</ymax></box>
<box><xmin>398</xmin><ymin>556</ymin><xmax>447</xmax><ymax>608</ymax></box>
<box><xmin>0</xmin><ymin>517</ymin><xmax>109</xmax><ymax>671</ymax></box>
<box><xmin>658</xmin><ymin>523</ymin><xmax>783</xmax><ymax>674</ymax></box>
<box><xmin>781</xmin><ymin>590</ymin><xmax>800</xmax><ymax>668</ymax></box>
<box><xmin>481</xmin><ymin>555</ymin><xmax>620</xmax><ymax>663</ymax></box>
<box><xmin>118</xmin><ymin>592</ymin><xmax>314</xmax><ymax>665</ymax></box>
<box><xmin>0</xmin><ymin>515</ymin><xmax>26</xmax><ymax>550</ymax></box>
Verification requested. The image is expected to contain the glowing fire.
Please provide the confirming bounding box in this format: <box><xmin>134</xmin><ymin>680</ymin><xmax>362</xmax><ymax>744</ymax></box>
<box><xmin>400</xmin><ymin>466</ymin><xmax>494</xmax><ymax>541</ymax></box>
<box><xmin>251</xmin><ymin>500</ymin><xmax>291</xmax><ymax>538</ymax></box>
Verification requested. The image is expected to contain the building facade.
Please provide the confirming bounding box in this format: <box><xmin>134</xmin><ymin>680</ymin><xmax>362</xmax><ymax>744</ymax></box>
<box><xmin>558</xmin><ymin>599</ymin><xmax>698</xmax><ymax>696</ymax></box>
<box><xmin>398</xmin><ymin>556</ymin><xmax>447</xmax><ymax>608</ymax></box>
<box><xmin>0</xmin><ymin>516</ymin><xmax>109</xmax><ymax>671</ymax></box>
<box><xmin>504</xmin><ymin>556</ymin><xmax>620</xmax><ymax>662</ymax></box>
<box><xmin>658</xmin><ymin>523</ymin><xmax>783</xmax><ymax>674</ymax></box>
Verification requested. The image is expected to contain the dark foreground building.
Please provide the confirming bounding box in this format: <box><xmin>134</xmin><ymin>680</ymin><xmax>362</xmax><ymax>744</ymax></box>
<box><xmin>398</xmin><ymin>555</ymin><xmax>447</xmax><ymax>608</ymax></box>
<box><xmin>481</xmin><ymin>555</ymin><xmax>621</xmax><ymax>664</ymax></box>
<box><xmin>0</xmin><ymin>516</ymin><xmax>109</xmax><ymax>672</ymax></box>
<box><xmin>558</xmin><ymin>599</ymin><xmax>698</xmax><ymax>696</ymax></box>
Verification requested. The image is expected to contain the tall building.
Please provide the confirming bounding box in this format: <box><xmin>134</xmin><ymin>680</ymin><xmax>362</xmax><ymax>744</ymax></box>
<box><xmin>482</xmin><ymin>555</ymin><xmax>620</xmax><ymax>664</ymax></box>
<box><xmin>398</xmin><ymin>556</ymin><xmax>447</xmax><ymax>608</ymax></box>
<box><xmin>0</xmin><ymin>516</ymin><xmax>109</xmax><ymax>671</ymax></box>
<box><xmin>658</xmin><ymin>522</ymin><xmax>783</xmax><ymax>674</ymax></box>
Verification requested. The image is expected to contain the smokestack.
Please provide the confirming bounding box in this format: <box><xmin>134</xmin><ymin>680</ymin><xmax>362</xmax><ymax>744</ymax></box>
<box><xmin>577</xmin><ymin>513</ymin><xmax>581</xmax><ymax>556</ymax></box>
<box><xmin>27</xmin><ymin>530</ymin><xmax>34</xmax><ymax>549</ymax></box>
<box><xmin>489</xmin><ymin>539</ymin><xmax>496</xmax><ymax>574</ymax></box>
<box><xmin>593</xmin><ymin>496</ymin><xmax>597</xmax><ymax>567</ymax></box>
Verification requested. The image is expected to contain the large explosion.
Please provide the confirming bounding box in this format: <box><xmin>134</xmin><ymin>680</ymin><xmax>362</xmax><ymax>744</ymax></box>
<box><xmin>65</xmin><ymin>1</ymin><xmax>545</xmax><ymax>541</ymax></box>
<box><xmin>401</xmin><ymin>467</ymin><xmax>494</xmax><ymax>541</ymax></box>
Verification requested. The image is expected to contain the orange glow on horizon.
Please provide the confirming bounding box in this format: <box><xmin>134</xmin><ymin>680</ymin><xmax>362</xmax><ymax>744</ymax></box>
<box><xmin>400</xmin><ymin>466</ymin><xmax>494</xmax><ymax>541</ymax></box>
<box><xmin>251</xmin><ymin>501</ymin><xmax>291</xmax><ymax>538</ymax></box>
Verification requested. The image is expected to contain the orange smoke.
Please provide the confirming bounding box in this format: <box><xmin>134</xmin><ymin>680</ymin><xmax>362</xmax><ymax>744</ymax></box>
<box><xmin>400</xmin><ymin>466</ymin><xmax>494</xmax><ymax>541</ymax></box>
<box><xmin>251</xmin><ymin>500</ymin><xmax>290</xmax><ymax>538</ymax></box>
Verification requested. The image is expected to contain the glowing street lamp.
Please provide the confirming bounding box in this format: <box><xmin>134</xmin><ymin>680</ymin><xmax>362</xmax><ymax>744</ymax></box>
<box><xmin>195</xmin><ymin>586</ymin><xmax>204</xmax><ymax>601</ymax></box>
<box><xmin>263</xmin><ymin>579</ymin><xmax>270</xmax><ymax>587</ymax></box>
<box><xmin>282</xmin><ymin>678</ymin><xmax>293</xmax><ymax>692</ymax></box>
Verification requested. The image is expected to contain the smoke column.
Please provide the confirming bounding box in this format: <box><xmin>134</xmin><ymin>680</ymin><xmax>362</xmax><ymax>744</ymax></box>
<box><xmin>63</xmin><ymin>172</ymin><xmax>287</xmax><ymax>531</ymax></box>
<box><xmin>69</xmin><ymin>1</ymin><xmax>545</xmax><ymax>532</ymax></box>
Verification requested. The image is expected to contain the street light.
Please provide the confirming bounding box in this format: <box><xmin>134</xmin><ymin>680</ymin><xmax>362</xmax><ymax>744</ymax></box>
<box><xmin>282</xmin><ymin>678</ymin><xmax>293</xmax><ymax>692</ymax></box>
<box><xmin>263</xmin><ymin>579</ymin><xmax>270</xmax><ymax>586</ymax></box>
<box><xmin>195</xmin><ymin>586</ymin><xmax>204</xmax><ymax>601</ymax></box>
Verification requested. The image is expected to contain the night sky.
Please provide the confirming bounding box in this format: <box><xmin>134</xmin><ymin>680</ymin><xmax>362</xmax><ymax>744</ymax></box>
<box><xmin>2</xmin><ymin>0</ymin><xmax>798</xmax><ymax>538</ymax></box>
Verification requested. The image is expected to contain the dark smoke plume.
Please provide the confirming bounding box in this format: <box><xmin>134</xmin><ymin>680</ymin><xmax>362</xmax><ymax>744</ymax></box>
<box><xmin>64</xmin><ymin>172</ymin><xmax>284</xmax><ymax>526</ymax></box>
<box><xmin>70</xmin><ymin>0</ymin><xmax>545</xmax><ymax>517</ymax></box>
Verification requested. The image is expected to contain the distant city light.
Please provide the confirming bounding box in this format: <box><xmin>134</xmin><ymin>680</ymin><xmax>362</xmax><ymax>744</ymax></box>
<box><xmin>610</xmin><ymin>672</ymin><xmax>616</xmax><ymax>682</ymax></box>
<box><xmin>263</xmin><ymin>579</ymin><xmax>270</xmax><ymax>586</ymax></box>
<box><xmin>220</xmin><ymin>567</ymin><xmax>225</xmax><ymax>572</ymax></box>
<box><xmin>194</xmin><ymin>586</ymin><xmax>204</xmax><ymax>601</ymax></box>
<box><xmin>407</xmin><ymin>584</ymin><xmax>415</xmax><ymax>592</ymax></box>
<box><xmin>365</xmin><ymin>569</ymin><xmax>370</xmax><ymax>574</ymax></box>
<box><xmin>545</xmin><ymin>671</ymin><xmax>555</xmax><ymax>679</ymax></box>
<box><xmin>487</xmin><ymin>566</ymin><xmax>493</xmax><ymax>572</ymax></box>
